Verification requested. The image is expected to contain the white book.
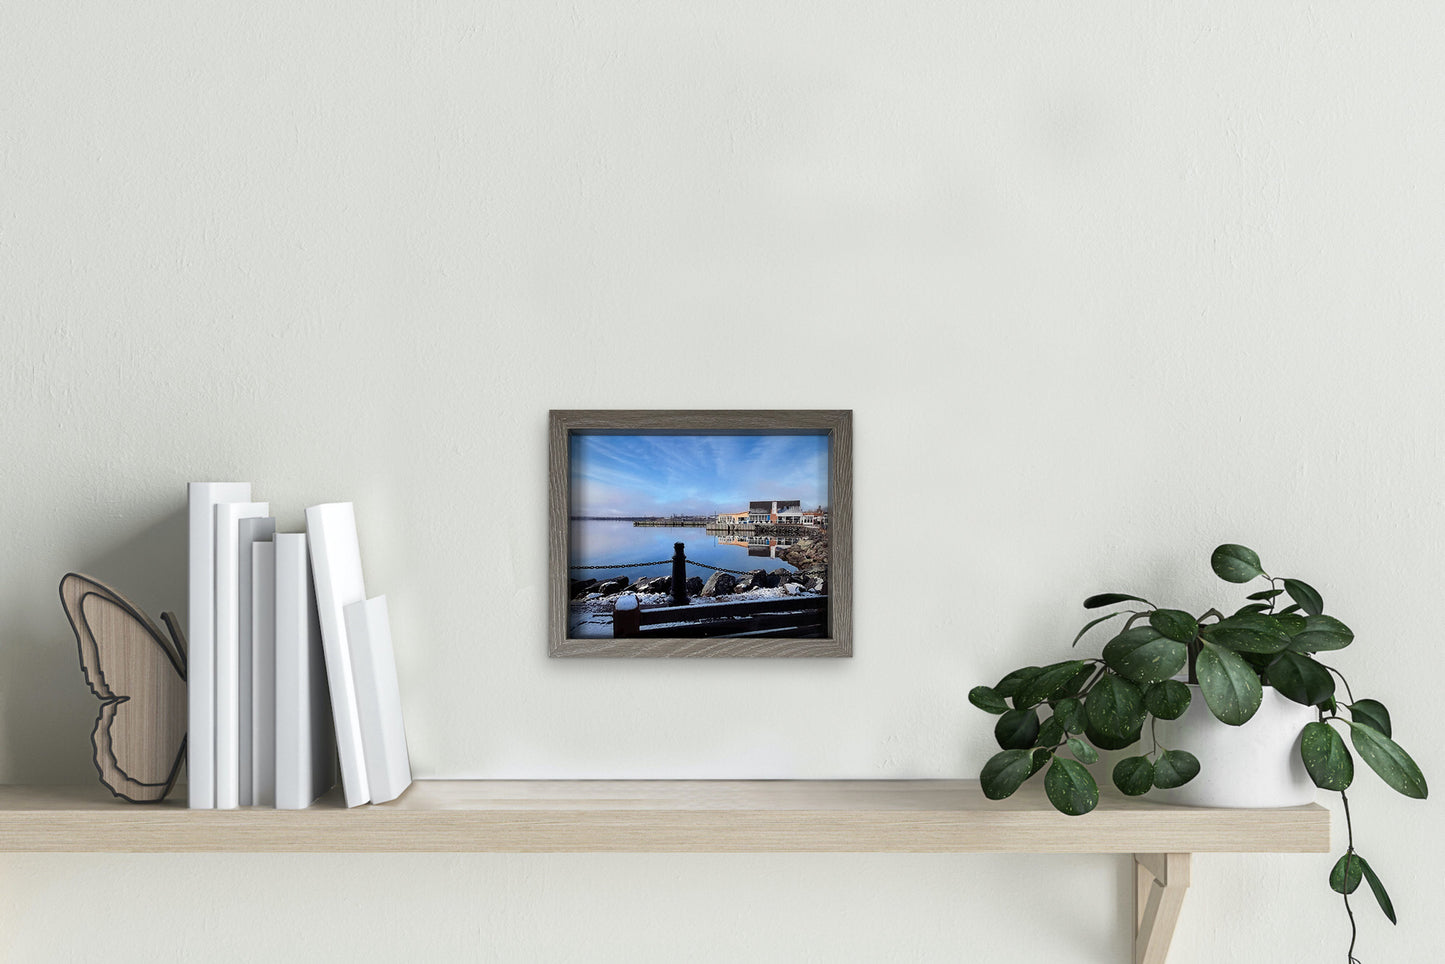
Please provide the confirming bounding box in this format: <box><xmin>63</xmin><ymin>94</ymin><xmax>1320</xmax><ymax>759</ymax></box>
<box><xmin>344</xmin><ymin>596</ymin><xmax>412</xmax><ymax>804</ymax></box>
<box><xmin>187</xmin><ymin>482</ymin><xmax>251</xmax><ymax>809</ymax></box>
<box><xmin>215</xmin><ymin>501</ymin><xmax>269</xmax><ymax>809</ymax></box>
<box><xmin>236</xmin><ymin>515</ymin><xmax>275</xmax><ymax>806</ymax></box>
<box><xmin>250</xmin><ymin>541</ymin><xmax>277</xmax><ymax>808</ymax></box>
<box><xmin>275</xmin><ymin>533</ymin><xmax>336</xmax><ymax>810</ymax></box>
<box><xmin>305</xmin><ymin>502</ymin><xmax>371</xmax><ymax>807</ymax></box>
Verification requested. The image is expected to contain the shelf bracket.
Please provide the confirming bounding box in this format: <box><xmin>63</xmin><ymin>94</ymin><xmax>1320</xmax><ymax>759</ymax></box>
<box><xmin>1134</xmin><ymin>852</ymin><xmax>1191</xmax><ymax>964</ymax></box>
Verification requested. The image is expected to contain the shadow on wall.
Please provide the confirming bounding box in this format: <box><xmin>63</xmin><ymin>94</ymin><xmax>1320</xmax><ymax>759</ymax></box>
<box><xmin>0</xmin><ymin>506</ymin><xmax>188</xmax><ymax>786</ymax></box>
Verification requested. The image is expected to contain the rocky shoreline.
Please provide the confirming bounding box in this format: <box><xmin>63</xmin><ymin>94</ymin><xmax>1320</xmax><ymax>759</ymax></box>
<box><xmin>568</xmin><ymin>531</ymin><xmax>831</xmax><ymax>604</ymax></box>
<box><xmin>570</xmin><ymin>564</ymin><xmax>825</xmax><ymax>600</ymax></box>
<box><xmin>778</xmin><ymin>532</ymin><xmax>828</xmax><ymax>575</ymax></box>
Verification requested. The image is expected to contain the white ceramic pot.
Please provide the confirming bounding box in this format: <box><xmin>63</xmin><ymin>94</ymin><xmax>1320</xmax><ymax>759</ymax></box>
<box><xmin>1150</xmin><ymin>684</ymin><xmax>1317</xmax><ymax>807</ymax></box>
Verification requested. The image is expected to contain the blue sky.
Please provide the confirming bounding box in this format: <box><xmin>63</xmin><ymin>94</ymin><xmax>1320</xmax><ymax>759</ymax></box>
<box><xmin>570</xmin><ymin>434</ymin><xmax>829</xmax><ymax>516</ymax></box>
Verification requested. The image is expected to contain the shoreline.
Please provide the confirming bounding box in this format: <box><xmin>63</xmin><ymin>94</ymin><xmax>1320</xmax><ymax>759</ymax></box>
<box><xmin>778</xmin><ymin>532</ymin><xmax>828</xmax><ymax>574</ymax></box>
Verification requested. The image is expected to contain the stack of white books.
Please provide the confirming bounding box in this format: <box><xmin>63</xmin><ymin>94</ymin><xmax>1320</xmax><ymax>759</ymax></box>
<box><xmin>187</xmin><ymin>484</ymin><xmax>412</xmax><ymax>809</ymax></box>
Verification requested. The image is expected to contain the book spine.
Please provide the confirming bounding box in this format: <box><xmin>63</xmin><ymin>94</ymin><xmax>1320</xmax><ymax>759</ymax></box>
<box><xmin>344</xmin><ymin>596</ymin><xmax>412</xmax><ymax>805</ymax></box>
<box><xmin>215</xmin><ymin>501</ymin><xmax>269</xmax><ymax>810</ymax></box>
<box><xmin>187</xmin><ymin>482</ymin><xmax>251</xmax><ymax>809</ymax></box>
<box><xmin>305</xmin><ymin>503</ymin><xmax>371</xmax><ymax>807</ymax></box>
<box><xmin>275</xmin><ymin>533</ymin><xmax>336</xmax><ymax>809</ymax></box>
<box><xmin>250</xmin><ymin>540</ymin><xmax>277</xmax><ymax>808</ymax></box>
<box><xmin>236</xmin><ymin>516</ymin><xmax>275</xmax><ymax>806</ymax></box>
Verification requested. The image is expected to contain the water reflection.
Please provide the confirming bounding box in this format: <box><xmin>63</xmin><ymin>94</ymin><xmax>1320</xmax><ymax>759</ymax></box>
<box><xmin>570</xmin><ymin>520</ymin><xmax>806</xmax><ymax>576</ymax></box>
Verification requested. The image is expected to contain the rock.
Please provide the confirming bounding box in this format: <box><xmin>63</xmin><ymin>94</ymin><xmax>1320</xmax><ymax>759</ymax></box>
<box><xmin>686</xmin><ymin>576</ymin><xmax>703</xmax><ymax>596</ymax></box>
<box><xmin>736</xmin><ymin>569</ymin><xmax>778</xmax><ymax>590</ymax></box>
<box><xmin>633</xmin><ymin>576</ymin><xmax>669</xmax><ymax>594</ymax></box>
<box><xmin>807</xmin><ymin>576</ymin><xmax>825</xmax><ymax>593</ymax></box>
<box><xmin>784</xmin><ymin>571</ymin><xmax>807</xmax><ymax>585</ymax></box>
<box><xmin>597</xmin><ymin>577</ymin><xmax>628</xmax><ymax>595</ymax></box>
<box><xmin>570</xmin><ymin>578</ymin><xmax>598</xmax><ymax>598</ymax></box>
<box><xmin>700</xmin><ymin>572</ymin><xmax>735</xmax><ymax>597</ymax></box>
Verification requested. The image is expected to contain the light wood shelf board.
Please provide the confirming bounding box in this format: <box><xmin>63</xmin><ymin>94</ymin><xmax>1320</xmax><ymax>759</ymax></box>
<box><xmin>0</xmin><ymin>780</ymin><xmax>1330</xmax><ymax>855</ymax></box>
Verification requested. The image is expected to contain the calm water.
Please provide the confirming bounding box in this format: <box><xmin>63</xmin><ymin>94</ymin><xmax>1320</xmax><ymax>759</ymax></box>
<box><xmin>569</xmin><ymin>521</ymin><xmax>802</xmax><ymax>581</ymax></box>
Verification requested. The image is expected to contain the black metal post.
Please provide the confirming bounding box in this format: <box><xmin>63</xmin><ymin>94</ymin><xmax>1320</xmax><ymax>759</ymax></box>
<box><xmin>671</xmin><ymin>542</ymin><xmax>689</xmax><ymax>606</ymax></box>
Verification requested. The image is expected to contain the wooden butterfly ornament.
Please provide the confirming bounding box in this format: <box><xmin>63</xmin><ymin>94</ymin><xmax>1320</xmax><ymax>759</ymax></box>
<box><xmin>58</xmin><ymin>573</ymin><xmax>187</xmax><ymax>803</ymax></box>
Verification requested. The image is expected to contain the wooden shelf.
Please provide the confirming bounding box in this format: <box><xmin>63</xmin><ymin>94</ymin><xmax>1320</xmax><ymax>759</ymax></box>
<box><xmin>0</xmin><ymin>779</ymin><xmax>1329</xmax><ymax>855</ymax></box>
<box><xmin>0</xmin><ymin>779</ymin><xmax>1328</xmax><ymax>963</ymax></box>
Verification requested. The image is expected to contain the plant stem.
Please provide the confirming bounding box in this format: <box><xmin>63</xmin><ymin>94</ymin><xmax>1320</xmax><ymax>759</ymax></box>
<box><xmin>1341</xmin><ymin>789</ymin><xmax>1359</xmax><ymax>964</ymax></box>
<box><xmin>1325</xmin><ymin>665</ymin><xmax>1357</xmax><ymax>706</ymax></box>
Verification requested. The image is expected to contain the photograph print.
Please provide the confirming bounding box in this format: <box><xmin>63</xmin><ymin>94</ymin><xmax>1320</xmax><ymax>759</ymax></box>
<box><xmin>549</xmin><ymin>411</ymin><xmax>851</xmax><ymax>657</ymax></box>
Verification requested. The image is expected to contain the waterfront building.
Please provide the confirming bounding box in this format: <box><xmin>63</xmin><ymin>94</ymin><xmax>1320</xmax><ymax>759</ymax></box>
<box><xmin>749</xmin><ymin>499</ymin><xmax>801</xmax><ymax>524</ymax></box>
<box><xmin>776</xmin><ymin>505</ymin><xmax>804</xmax><ymax>525</ymax></box>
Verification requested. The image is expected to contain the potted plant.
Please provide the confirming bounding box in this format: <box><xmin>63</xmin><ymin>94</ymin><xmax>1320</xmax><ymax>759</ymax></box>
<box><xmin>969</xmin><ymin>544</ymin><xmax>1427</xmax><ymax>960</ymax></box>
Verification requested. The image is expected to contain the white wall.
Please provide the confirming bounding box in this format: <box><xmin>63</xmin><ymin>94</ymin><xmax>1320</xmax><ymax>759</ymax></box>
<box><xmin>3</xmin><ymin>2</ymin><xmax>1442</xmax><ymax>960</ymax></box>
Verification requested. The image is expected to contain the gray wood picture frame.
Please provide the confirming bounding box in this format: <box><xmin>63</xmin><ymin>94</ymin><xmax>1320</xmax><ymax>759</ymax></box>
<box><xmin>549</xmin><ymin>410</ymin><xmax>852</xmax><ymax>657</ymax></box>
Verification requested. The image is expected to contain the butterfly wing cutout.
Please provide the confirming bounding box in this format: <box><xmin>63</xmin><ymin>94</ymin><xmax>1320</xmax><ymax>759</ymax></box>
<box><xmin>59</xmin><ymin>573</ymin><xmax>187</xmax><ymax>803</ymax></box>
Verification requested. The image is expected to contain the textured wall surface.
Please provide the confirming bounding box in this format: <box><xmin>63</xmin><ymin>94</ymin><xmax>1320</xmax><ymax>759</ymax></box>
<box><xmin>3</xmin><ymin>2</ymin><xmax>1443</xmax><ymax>961</ymax></box>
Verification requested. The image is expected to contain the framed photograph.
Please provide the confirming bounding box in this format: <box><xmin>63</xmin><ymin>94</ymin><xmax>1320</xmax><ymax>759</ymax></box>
<box><xmin>549</xmin><ymin>410</ymin><xmax>852</xmax><ymax>657</ymax></box>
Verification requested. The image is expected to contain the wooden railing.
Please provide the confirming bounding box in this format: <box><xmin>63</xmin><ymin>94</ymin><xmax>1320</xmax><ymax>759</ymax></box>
<box><xmin>613</xmin><ymin>594</ymin><xmax>826</xmax><ymax>639</ymax></box>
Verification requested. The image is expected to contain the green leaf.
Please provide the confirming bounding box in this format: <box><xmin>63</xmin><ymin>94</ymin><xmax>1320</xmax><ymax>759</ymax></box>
<box><xmin>994</xmin><ymin>666</ymin><xmax>1041</xmax><ymax>700</ymax></box>
<box><xmin>1083</xmin><ymin>593</ymin><xmax>1152</xmax><ymax>609</ymax></box>
<box><xmin>1203</xmin><ymin>613</ymin><xmax>1291</xmax><ymax>654</ymax></box>
<box><xmin>1149</xmin><ymin>609</ymin><xmax>1199</xmax><ymax>643</ymax></box>
<box><xmin>1234</xmin><ymin>603</ymin><xmax>1270</xmax><ymax>615</ymax></box>
<box><xmin>1281</xmin><ymin>578</ymin><xmax>1324</xmax><ymax>617</ymax></box>
<box><xmin>1195</xmin><ymin>641</ymin><xmax>1263</xmax><ymax>725</ymax></box>
<box><xmin>1143</xmin><ymin>680</ymin><xmax>1192</xmax><ymax>721</ymax></box>
<box><xmin>1246</xmin><ymin>588</ymin><xmax>1284</xmax><ymax>601</ymax></box>
<box><xmin>1349</xmin><ymin>699</ymin><xmax>1392</xmax><ymax>738</ymax></box>
<box><xmin>1036</xmin><ymin>715</ymin><xmax>1066</xmax><ymax>749</ymax></box>
<box><xmin>1330</xmin><ymin>852</ymin><xmax>1363</xmax><ymax>894</ymax></box>
<box><xmin>980</xmin><ymin>749</ymin><xmax>1037</xmax><ymax>800</ymax></box>
<box><xmin>1212</xmin><ymin>544</ymin><xmax>1264</xmax><ymax>583</ymax></box>
<box><xmin>1274</xmin><ymin>613</ymin><xmax>1306</xmax><ymax>636</ymax></box>
<box><xmin>1084</xmin><ymin>721</ymin><xmax>1143</xmax><ymax>751</ymax></box>
<box><xmin>1359</xmin><ymin>857</ymin><xmax>1397</xmax><ymax>924</ymax></box>
<box><xmin>1085</xmin><ymin>674</ymin><xmax>1146</xmax><ymax>740</ymax></box>
<box><xmin>968</xmin><ymin>686</ymin><xmax>1010</xmax><ymax>715</ymax></box>
<box><xmin>1152</xmin><ymin>749</ymin><xmax>1201</xmax><ymax>789</ymax></box>
<box><xmin>1266</xmin><ymin>652</ymin><xmax>1336</xmax><ymax>707</ymax></box>
<box><xmin>1044</xmin><ymin>757</ymin><xmax>1099</xmax><ymax>816</ymax></box>
<box><xmin>1066</xmin><ymin>737</ymin><xmax>1099</xmax><ymax>764</ymax></box>
<box><xmin>1015</xmin><ymin>660</ymin><xmax>1094</xmax><ymax>708</ymax></box>
<box><xmin>995</xmin><ymin>708</ymin><xmax>1041</xmax><ymax>750</ymax></box>
<box><xmin>1054</xmin><ymin>698</ymin><xmax>1086</xmax><ymax>734</ymax></box>
<box><xmin>1277</xmin><ymin>603</ymin><xmax>1303</xmax><ymax>615</ymax></box>
<box><xmin>1112</xmin><ymin>756</ymin><xmax>1155</xmax><ymax>796</ymax></box>
<box><xmin>1103</xmin><ymin>628</ymin><xmax>1188</xmax><ymax>686</ymax></box>
<box><xmin>1348</xmin><ymin>723</ymin><xmax>1428</xmax><ymax>799</ymax></box>
<box><xmin>1300</xmin><ymin>721</ymin><xmax>1353</xmax><ymax>791</ymax></box>
<box><xmin>1289</xmin><ymin>615</ymin><xmax>1354</xmax><ymax>653</ymax></box>
<box><xmin>1072</xmin><ymin>611</ymin><xmax>1124</xmax><ymax>648</ymax></box>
